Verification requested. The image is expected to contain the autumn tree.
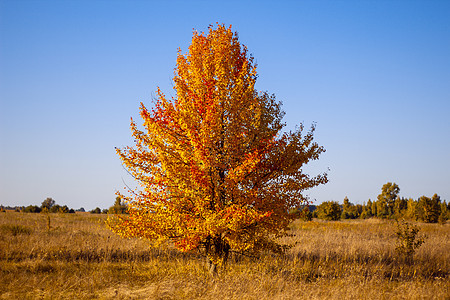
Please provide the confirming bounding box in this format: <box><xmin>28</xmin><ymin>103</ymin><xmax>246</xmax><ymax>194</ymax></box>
<box><xmin>109</xmin><ymin>24</ymin><xmax>327</xmax><ymax>274</ymax></box>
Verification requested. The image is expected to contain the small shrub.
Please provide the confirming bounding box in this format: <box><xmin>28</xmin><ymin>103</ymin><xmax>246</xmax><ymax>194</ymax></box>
<box><xmin>394</xmin><ymin>220</ymin><xmax>426</xmax><ymax>262</ymax></box>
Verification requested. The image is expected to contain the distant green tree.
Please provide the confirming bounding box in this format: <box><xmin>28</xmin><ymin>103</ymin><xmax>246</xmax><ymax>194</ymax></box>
<box><xmin>356</xmin><ymin>204</ymin><xmax>363</xmax><ymax>216</ymax></box>
<box><xmin>366</xmin><ymin>199</ymin><xmax>373</xmax><ymax>215</ymax></box>
<box><xmin>90</xmin><ymin>207</ymin><xmax>101</xmax><ymax>214</ymax></box>
<box><xmin>394</xmin><ymin>197</ymin><xmax>408</xmax><ymax>219</ymax></box>
<box><xmin>41</xmin><ymin>198</ymin><xmax>56</xmax><ymax>210</ymax></box>
<box><xmin>371</xmin><ymin>199</ymin><xmax>377</xmax><ymax>217</ymax></box>
<box><xmin>360</xmin><ymin>206</ymin><xmax>369</xmax><ymax>219</ymax></box>
<box><xmin>108</xmin><ymin>197</ymin><xmax>128</xmax><ymax>214</ymax></box>
<box><xmin>316</xmin><ymin>201</ymin><xmax>341</xmax><ymax>221</ymax></box>
<box><xmin>361</xmin><ymin>199</ymin><xmax>373</xmax><ymax>218</ymax></box>
<box><xmin>341</xmin><ymin>197</ymin><xmax>358</xmax><ymax>219</ymax></box>
<box><xmin>23</xmin><ymin>205</ymin><xmax>41</xmax><ymax>213</ymax></box>
<box><xmin>50</xmin><ymin>204</ymin><xmax>61</xmax><ymax>213</ymax></box>
<box><xmin>299</xmin><ymin>206</ymin><xmax>313</xmax><ymax>221</ymax></box>
<box><xmin>59</xmin><ymin>205</ymin><xmax>69</xmax><ymax>213</ymax></box>
<box><xmin>405</xmin><ymin>198</ymin><xmax>417</xmax><ymax>220</ymax></box>
<box><xmin>341</xmin><ymin>197</ymin><xmax>351</xmax><ymax>219</ymax></box>
<box><xmin>376</xmin><ymin>182</ymin><xmax>400</xmax><ymax>219</ymax></box>
<box><xmin>416</xmin><ymin>194</ymin><xmax>441</xmax><ymax>223</ymax></box>
<box><xmin>438</xmin><ymin>200</ymin><xmax>448</xmax><ymax>224</ymax></box>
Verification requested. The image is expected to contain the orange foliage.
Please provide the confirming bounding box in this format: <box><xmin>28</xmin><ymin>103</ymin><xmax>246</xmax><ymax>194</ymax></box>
<box><xmin>109</xmin><ymin>24</ymin><xmax>327</xmax><ymax>267</ymax></box>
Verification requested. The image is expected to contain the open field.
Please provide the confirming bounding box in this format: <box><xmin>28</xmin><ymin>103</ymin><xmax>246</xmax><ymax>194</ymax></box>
<box><xmin>1</xmin><ymin>211</ymin><xmax>448</xmax><ymax>299</ymax></box>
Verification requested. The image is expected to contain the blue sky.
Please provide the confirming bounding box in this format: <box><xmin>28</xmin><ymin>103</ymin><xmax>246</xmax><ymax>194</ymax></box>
<box><xmin>1</xmin><ymin>0</ymin><xmax>449</xmax><ymax>210</ymax></box>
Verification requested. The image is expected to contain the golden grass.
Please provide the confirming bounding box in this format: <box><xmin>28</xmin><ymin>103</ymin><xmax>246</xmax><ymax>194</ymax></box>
<box><xmin>1</xmin><ymin>211</ymin><xmax>448</xmax><ymax>299</ymax></box>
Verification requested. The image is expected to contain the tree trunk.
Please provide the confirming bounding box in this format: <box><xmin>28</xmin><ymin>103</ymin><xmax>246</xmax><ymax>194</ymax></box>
<box><xmin>204</xmin><ymin>235</ymin><xmax>230</xmax><ymax>276</ymax></box>
<box><xmin>207</xmin><ymin>257</ymin><xmax>218</xmax><ymax>276</ymax></box>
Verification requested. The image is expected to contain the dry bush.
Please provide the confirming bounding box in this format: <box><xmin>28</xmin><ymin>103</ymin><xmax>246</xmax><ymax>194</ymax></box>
<box><xmin>394</xmin><ymin>220</ymin><xmax>426</xmax><ymax>262</ymax></box>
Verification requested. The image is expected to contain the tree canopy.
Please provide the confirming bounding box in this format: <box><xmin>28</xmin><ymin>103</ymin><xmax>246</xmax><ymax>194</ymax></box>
<box><xmin>109</xmin><ymin>24</ymin><xmax>327</xmax><ymax>272</ymax></box>
<box><xmin>377</xmin><ymin>182</ymin><xmax>400</xmax><ymax>218</ymax></box>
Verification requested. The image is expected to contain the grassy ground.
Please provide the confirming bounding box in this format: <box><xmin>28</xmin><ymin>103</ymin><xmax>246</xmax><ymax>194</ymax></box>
<box><xmin>0</xmin><ymin>211</ymin><xmax>448</xmax><ymax>299</ymax></box>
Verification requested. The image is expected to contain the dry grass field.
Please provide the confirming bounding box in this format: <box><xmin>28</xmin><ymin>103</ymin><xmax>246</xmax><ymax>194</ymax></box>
<box><xmin>1</xmin><ymin>211</ymin><xmax>448</xmax><ymax>299</ymax></box>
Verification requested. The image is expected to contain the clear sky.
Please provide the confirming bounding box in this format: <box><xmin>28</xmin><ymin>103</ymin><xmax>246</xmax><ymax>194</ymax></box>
<box><xmin>1</xmin><ymin>0</ymin><xmax>449</xmax><ymax>210</ymax></box>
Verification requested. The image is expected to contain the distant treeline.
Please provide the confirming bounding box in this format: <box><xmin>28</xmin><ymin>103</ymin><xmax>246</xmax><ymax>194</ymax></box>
<box><xmin>0</xmin><ymin>197</ymin><xmax>127</xmax><ymax>215</ymax></box>
<box><xmin>3</xmin><ymin>184</ymin><xmax>448</xmax><ymax>224</ymax></box>
<box><xmin>298</xmin><ymin>182</ymin><xmax>448</xmax><ymax>224</ymax></box>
